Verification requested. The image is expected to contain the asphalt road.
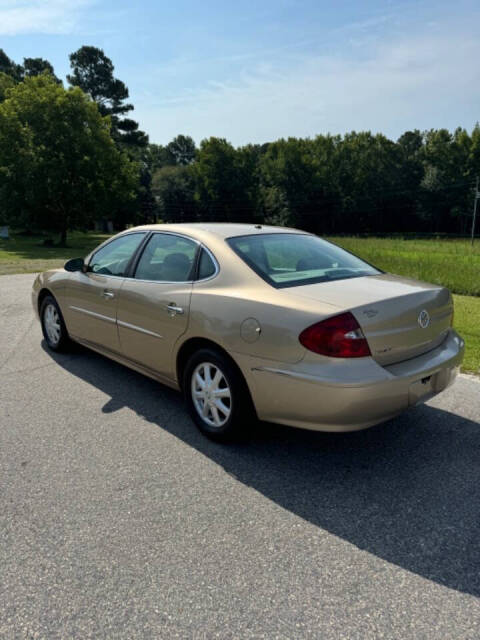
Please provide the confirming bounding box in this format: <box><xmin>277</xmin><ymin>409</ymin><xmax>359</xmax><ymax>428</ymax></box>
<box><xmin>1</xmin><ymin>273</ymin><xmax>480</xmax><ymax>639</ymax></box>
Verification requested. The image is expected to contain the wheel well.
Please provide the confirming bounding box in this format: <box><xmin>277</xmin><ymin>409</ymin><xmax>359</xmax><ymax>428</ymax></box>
<box><xmin>176</xmin><ymin>337</ymin><xmax>253</xmax><ymax>401</ymax></box>
<box><xmin>37</xmin><ymin>288</ymin><xmax>53</xmax><ymax>313</ymax></box>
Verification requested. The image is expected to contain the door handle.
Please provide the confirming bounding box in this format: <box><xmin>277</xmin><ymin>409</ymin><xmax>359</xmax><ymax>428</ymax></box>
<box><xmin>102</xmin><ymin>290</ymin><xmax>115</xmax><ymax>299</ymax></box>
<box><xmin>166</xmin><ymin>303</ymin><xmax>184</xmax><ymax>316</ymax></box>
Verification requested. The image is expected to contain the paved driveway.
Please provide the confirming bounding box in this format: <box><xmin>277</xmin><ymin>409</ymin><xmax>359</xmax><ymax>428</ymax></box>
<box><xmin>1</xmin><ymin>273</ymin><xmax>479</xmax><ymax>639</ymax></box>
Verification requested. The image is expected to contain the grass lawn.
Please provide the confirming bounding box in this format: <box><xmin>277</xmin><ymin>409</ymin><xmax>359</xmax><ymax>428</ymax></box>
<box><xmin>328</xmin><ymin>236</ymin><xmax>480</xmax><ymax>297</ymax></box>
<box><xmin>452</xmin><ymin>295</ymin><xmax>480</xmax><ymax>374</ymax></box>
<box><xmin>0</xmin><ymin>231</ymin><xmax>111</xmax><ymax>276</ymax></box>
<box><xmin>0</xmin><ymin>231</ymin><xmax>478</xmax><ymax>374</ymax></box>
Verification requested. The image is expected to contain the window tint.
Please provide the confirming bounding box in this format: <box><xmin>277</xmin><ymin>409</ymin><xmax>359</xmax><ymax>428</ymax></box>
<box><xmin>135</xmin><ymin>233</ymin><xmax>197</xmax><ymax>282</ymax></box>
<box><xmin>197</xmin><ymin>248</ymin><xmax>216</xmax><ymax>280</ymax></box>
<box><xmin>89</xmin><ymin>233</ymin><xmax>145</xmax><ymax>276</ymax></box>
<box><xmin>227</xmin><ymin>233</ymin><xmax>381</xmax><ymax>288</ymax></box>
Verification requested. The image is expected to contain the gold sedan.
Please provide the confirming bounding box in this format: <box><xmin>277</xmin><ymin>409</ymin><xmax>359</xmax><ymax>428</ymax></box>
<box><xmin>32</xmin><ymin>224</ymin><xmax>465</xmax><ymax>441</ymax></box>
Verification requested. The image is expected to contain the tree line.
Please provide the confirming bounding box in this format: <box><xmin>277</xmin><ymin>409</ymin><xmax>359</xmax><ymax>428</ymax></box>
<box><xmin>151</xmin><ymin>129</ymin><xmax>480</xmax><ymax>236</ymax></box>
<box><xmin>0</xmin><ymin>46</ymin><xmax>479</xmax><ymax>243</ymax></box>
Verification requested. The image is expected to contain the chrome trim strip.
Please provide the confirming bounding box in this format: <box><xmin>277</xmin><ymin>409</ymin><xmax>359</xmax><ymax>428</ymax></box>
<box><xmin>117</xmin><ymin>319</ymin><xmax>163</xmax><ymax>339</ymax></box>
<box><xmin>132</xmin><ymin>278</ymin><xmax>195</xmax><ymax>285</ymax></box>
<box><xmin>84</xmin><ymin>273</ymin><xmax>126</xmax><ymax>281</ymax></box>
<box><xmin>69</xmin><ymin>305</ymin><xmax>116</xmax><ymax>324</ymax></box>
<box><xmin>145</xmin><ymin>230</ymin><xmax>201</xmax><ymax>243</ymax></box>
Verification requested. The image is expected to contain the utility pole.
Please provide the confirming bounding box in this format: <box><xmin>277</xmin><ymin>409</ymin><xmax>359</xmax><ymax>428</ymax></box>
<box><xmin>472</xmin><ymin>176</ymin><xmax>479</xmax><ymax>247</ymax></box>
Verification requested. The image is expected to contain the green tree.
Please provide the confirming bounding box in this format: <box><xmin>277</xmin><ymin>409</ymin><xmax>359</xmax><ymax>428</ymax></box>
<box><xmin>194</xmin><ymin>137</ymin><xmax>259</xmax><ymax>222</ymax></box>
<box><xmin>420</xmin><ymin>128</ymin><xmax>471</xmax><ymax>232</ymax></box>
<box><xmin>307</xmin><ymin>134</ymin><xmax>342</xmax><ymax>233</ymax></box>
<box><xmin>137</xmin><ymin>165</ymin><xmax>158</xmax><ymax>223</ymax></box>
<box><xmin>260</xmin><ymin>185</ymin><xmax>290</xmax><ymax>226</ymax></box>
<box><xmin>468</xmin><ymin>124</ymin><xmax>480</xmax><ymax>182</ymax></box>
<box><xmin>23</xmin><ymin>57</ymin><xmax>60</xmax><ymax>83</ymax></box>
<box><xmin>396</xmin><ymin>130</ymin><xmax>425</xmax><ymax>230</ymax></box>
<box><xmin>0</xmin><ymin>75</ymin><xmax>139</xmax><ymax>244</ymax></box>
<box><xmin>152</xmin><ymin>165</ymin><xmax>197</xmax><ymax>222</ymax></box>
<box><xmin>0</xmin><ymin>49</ymin><xmax>23</xmax><ymax>81</ymax></box>
<box><xmin>67</xmin><ymin>46</ymin><xmax>147</xmax><ymax>149</ymax></box>
<box><xmin>335</xmin><ymin>132</ymin><xmax>404</xmax><ymax>233</ymax></box>
<box><xmin>259</xmin><ymin>137</ymin><xmax>319</xmax><ymax>229</ymax></box>
<box><xmin>0</xmin><ymin>50</ymin><xmax>59</xmax><ymax>83</ymax></box>
<box><xmin>166</xmin><ymin>135</ymin><xmax>197</xmax><ymax>165</ymax></box>
<box><xmin>0</xmin><ymin>72</ymin><xmax>15</xmax><ymax>102</ymax></box>
<box><xmin>143</xmin><ymin>143</ymin><xmax>175</xmax><ymax>172</ymax></box>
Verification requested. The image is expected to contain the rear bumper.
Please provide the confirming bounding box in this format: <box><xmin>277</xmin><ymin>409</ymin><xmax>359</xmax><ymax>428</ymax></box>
<box><xmin>239</xmin><ymin>329</ymin><xmax>464</xmax><ymax>432</ymax></box>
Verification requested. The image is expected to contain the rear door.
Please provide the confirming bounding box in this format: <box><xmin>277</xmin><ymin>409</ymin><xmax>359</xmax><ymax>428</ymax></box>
<box><xmin>116</xmin><ymin>232</ymin><xmax>198</xmax><ymax>380</ymax></box>
<box><xmin>65</xmin><ymin>232</ymin><xmax>147</xmax><ymax>353</ymax></box>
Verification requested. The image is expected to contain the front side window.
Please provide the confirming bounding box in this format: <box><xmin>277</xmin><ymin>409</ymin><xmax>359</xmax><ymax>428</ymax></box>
<box><xmin>134</xmin><ymin>233</ymin><xmax>197</xmax><ymax>282</ymax></box>
<box><xmin>227</xmin><ymin>233</ymin><xmax>381</xmax><ymax>288</ymax></box>
<box><xmin>88</xmin><ymin>233</ymin><xmax>146</xmax><ymax>276</ymax></box>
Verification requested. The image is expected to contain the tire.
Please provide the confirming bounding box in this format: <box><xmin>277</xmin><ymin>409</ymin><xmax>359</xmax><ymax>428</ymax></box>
<box><xmin>40</xmin><ymin>295</ymin><xmax>71</xmax><ymax>352</ymax></box>
<box><xmin>183</xmin><ymin>347</ymin><xmax>256</xmax><ymax>442</ymax></box>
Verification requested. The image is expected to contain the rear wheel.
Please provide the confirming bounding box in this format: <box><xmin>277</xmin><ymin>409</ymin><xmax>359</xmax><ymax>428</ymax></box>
<box><xmin>183</xmin><ymin>348</ymin><xmax>255</xmax><ymax>441</ymax></box>
<box><xmin>40</xmin><ymin>295</ymin><xmax>70</xmax><ymax>352</ymax></box>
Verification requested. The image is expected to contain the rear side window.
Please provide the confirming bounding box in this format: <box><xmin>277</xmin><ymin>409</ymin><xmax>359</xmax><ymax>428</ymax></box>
<box><xmin>197</xmin><ymin>248</ymin><xmax>216</xmax><ymax>280</ymax></box>
<box><xmin>134</xmin><ymin>233</ymin><xmax>197</xmax><ymax>282</ymax></box>
<box><xmin>227</xmin><ymin>233</ymin><xmax>381</xmax><ymax>288</ymax></box>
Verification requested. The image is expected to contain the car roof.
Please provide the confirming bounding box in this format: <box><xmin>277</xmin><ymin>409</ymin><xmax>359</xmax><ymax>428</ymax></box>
<box><xmin>129</xmin><ymin>222</ymin><xmax>305</xmax><ymax>240</ymax></box>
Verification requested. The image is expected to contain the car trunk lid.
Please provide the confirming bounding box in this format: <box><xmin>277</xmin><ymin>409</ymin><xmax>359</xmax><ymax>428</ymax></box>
<box><xmin>289</xmin><ymin>273</ymin><xmax>453</xmax><ymax>366</ymax></box>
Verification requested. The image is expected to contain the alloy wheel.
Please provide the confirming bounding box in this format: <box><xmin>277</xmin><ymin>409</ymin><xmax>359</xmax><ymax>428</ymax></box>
<box><xmin>43</xmin><ymin>303</ymin><xmax>61</xmax><ymax>345</ymax></box>
<box><xmin>191</xmin><ymin>362</ymin><xmax>232</xmax><ymax>428</ymax></box>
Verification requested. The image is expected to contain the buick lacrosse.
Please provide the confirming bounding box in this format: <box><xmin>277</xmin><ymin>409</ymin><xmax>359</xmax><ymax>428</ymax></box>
<box><xmin>32</xmin><ymin>224</ymin><xmax>464</xmax><ymax>441</ymax></box>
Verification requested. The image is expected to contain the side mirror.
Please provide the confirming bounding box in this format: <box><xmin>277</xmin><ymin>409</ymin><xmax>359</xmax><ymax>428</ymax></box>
<box><xmin>64</xmin><ymin>257</ymin><xmax>86</xmax><ymax>272</ymax></box>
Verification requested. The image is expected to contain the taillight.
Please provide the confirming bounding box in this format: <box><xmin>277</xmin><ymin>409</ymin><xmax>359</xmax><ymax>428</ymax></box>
<box><xmin>299</xmin><ymin>312</ymin><xmax>371</xmax><ymax>358</ymax></box>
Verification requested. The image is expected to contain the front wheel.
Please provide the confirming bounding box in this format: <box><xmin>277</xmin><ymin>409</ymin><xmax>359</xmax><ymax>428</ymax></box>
<box><xmin>40</xmin><ymin>295</ymin><xmax>70</xmax><ymax>352</ymax></box>
<box><xmin>183</xmin><ymin>348</ymin><xmax>255</xmax><ymax>442</ymax></box>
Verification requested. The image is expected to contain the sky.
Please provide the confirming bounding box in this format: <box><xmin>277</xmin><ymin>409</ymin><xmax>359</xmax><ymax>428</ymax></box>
<box><xmin>1</xmin><ymin>0</ymin><xmax>479</xmax><ymax>146</ymax></box>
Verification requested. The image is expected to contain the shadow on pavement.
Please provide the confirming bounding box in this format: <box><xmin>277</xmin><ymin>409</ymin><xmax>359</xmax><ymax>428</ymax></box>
<box><xmin>43</xmin><ymin>341</ymin><xmax>480</xmax><ymax>597</ymax></box>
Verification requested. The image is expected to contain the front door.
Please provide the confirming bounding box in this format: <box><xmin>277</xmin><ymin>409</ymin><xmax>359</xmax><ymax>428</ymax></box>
<box><xmin>65</xmin><ymin>232</ymin><xmax>147</xmax><ymax>352</ymax></box>
<box><xmin>116</xmin><ymin>232</ymin><xmax>197</xmax><ymax>380</ymax></box>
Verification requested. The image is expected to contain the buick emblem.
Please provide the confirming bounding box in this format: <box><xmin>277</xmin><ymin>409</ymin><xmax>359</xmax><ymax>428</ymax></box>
<box><xmin>418</xmin><ymin>309</ymin><xmax>430</xmax><ymax>329</ymax></box>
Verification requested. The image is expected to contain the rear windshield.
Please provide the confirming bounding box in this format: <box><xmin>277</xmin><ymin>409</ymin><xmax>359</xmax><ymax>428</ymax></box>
<box><xmin>227</xmin><ymin>233</ymin><xmax>381</xmax><ymax>288</ymax></box>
